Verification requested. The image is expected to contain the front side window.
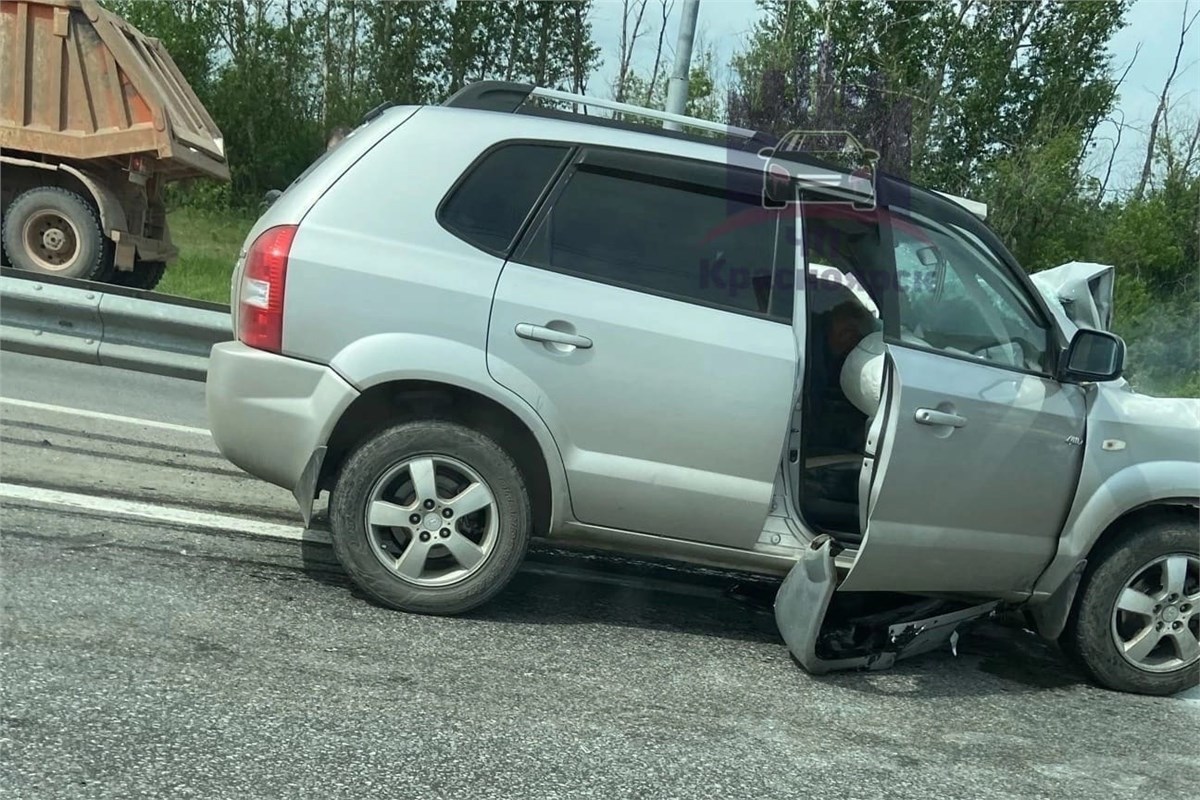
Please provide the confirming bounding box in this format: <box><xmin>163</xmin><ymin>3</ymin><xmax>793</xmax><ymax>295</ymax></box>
<box><xmin>890</xmin><ymin>211</ymin><xmax>1049</xmax><ymax>372</ymax></box>
<box><xmin>440</xmin><ymin>143</ymin><xmax>571</xmax><ymax>254</ymax></box>
<box><xmin>516</xmin><ymin>154</ymin><xmax>793</xmax><ymax>319</ymax></box>
<box><xmin>795</xmin><ymin>191</ymin><xmax>1050</xmax><ymax>377</ymax></box>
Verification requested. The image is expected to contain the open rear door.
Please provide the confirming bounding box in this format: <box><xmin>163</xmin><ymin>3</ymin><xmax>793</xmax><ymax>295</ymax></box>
<box><xmin>839</xmin><ymin>344</ymin><xmax>1086</xmax><ymax>596</ymax></box>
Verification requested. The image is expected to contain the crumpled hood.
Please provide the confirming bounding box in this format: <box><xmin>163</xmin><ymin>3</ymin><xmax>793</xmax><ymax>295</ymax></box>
<box><xmin>1031</xmin><ymin>262</ymin><xmax>1115</xmax><ymax>332</ymax></box>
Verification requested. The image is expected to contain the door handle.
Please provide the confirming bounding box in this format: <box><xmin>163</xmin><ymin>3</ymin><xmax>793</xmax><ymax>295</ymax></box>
<box><xmin>514</xmin><ymin>323</ymin><xmax>593</xmax><ymax>349</ymax></box>
<box><xmin>914</xmin><ymin>408</ymin><xmax>967</xmax><ymax>428</ymax></box>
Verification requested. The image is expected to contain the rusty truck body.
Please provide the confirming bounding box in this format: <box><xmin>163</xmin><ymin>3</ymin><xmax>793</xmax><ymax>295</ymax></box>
<box><xmin>0</xmin><ymin>0</ymin><xmax>229</xmax><ymax>289</ymax></box>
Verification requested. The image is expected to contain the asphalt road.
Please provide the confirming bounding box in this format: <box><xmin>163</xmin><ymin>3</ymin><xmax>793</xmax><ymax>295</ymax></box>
<box><xmin>2</xmin><ymin>350</ymin><xmax>1198</xmax><ymax>799</ymax></box>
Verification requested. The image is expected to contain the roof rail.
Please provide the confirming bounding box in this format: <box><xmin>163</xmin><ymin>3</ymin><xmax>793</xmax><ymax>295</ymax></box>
<box><xmin>442</xmin><ymin>81</ymin><xmax>989</xmax><ymax>220</ymax></box>
<box><xmin>443</xmin><ymin>80</ymin><xmax>761</xmax><ymax>141</ymax></box>
<box><xmin>530</xmin><ymin>87</ymin><xmax>758</xmax><ymax>139</ymax></box>
<box><xmin>442</xmin><ymin>81</ymin><xmax>535</xmax><ymax>113</ymax></box>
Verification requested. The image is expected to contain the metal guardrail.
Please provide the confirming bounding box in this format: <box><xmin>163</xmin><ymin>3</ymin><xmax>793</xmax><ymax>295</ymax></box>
<box><xmin>0</xmin><ymin>269</ymin><xmax>231</xmax><ymax>381</ymax></box>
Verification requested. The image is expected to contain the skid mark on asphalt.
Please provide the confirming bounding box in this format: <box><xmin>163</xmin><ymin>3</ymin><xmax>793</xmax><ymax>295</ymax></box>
<box><xmin>0</xmin><ymin>433</ymin><xmax>242</xmax><ymax>478</ymax></box>
<box><xmin>1</xmin><ymin>418</ymin><xmax>220</xmax><ymax>458</ymax></box>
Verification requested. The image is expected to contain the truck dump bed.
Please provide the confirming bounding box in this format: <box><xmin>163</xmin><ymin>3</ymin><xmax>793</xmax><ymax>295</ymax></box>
<box><xmin>0</xmin><ymin>0</ymin><xmax>229</xmax><ymax>180</ymax></box>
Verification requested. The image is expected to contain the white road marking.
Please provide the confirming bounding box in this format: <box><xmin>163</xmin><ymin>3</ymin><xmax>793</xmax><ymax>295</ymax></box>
<box><xmin>0</xmin><ymin>483</ymin><xmax>328</xmax><ymax>544</ymax></box>
<box><xmin>0</xmin><ymin>397</ymin><xmax>211</xmax><ymax>437</ymax></box>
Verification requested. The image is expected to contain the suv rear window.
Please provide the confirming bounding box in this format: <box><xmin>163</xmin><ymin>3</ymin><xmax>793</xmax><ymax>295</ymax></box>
<box><xmin>439</xmin><ymin>143</ymin><xmax>570</xmax><ymax>254</ymax></box>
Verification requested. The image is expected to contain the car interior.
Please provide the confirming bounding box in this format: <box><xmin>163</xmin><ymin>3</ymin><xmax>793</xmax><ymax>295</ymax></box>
<box><xmin>792</xmin><ymin>201</ymin><xmax>1054</xmax><ymax>540</ymax></box>
<box><xmin>793</xmin><ymin>210</ymin><xmax>889</xmax><ymax>540</ymax></box>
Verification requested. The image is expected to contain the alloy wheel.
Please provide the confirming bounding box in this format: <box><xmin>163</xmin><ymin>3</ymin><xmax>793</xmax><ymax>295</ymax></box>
<box><xmin>1111</xmin><ymin>553</ymin><xmax>1200</xmax><ymax>672</ymax></box>
<box><xmin>363</xmin><ymin>454</ymin><xmax>498</xmax><ymax>587</ymax></box>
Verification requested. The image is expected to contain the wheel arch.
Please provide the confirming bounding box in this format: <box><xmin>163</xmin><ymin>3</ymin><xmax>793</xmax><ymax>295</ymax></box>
<box><xmin>1029</xmin><ymin>490</ymin><xmax>1198</xmax><ymax>640</ymax></box>
<box><xmin>1034</xmin><ymin>460</ymin><xmax>1199</xmax><ymax>600</ymax></box>
<box><xmin>318</xmin><ymin>377</ymin><xmax>565</xmax><ymax>540</ymax></box>
<box><xmin>0</xmin><ymin>155</ymin><xmax>128</xmax><ymax>236</ymax></box>
<box><xmin>1056</xmin><ymin>502</ymin><xmax>1199</xmax><ymax>694</ymax></box>
<box><xmin>1080</xmin><ymin>500</ymin><xmax>1198</xmax><ymax>572</ymax></box>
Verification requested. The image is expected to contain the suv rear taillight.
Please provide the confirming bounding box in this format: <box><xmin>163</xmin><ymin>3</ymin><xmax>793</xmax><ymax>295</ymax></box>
<box><xmin>238</xmin><ymin>225</ymin><xmax>297</xmax><ymax>353</ymax></box>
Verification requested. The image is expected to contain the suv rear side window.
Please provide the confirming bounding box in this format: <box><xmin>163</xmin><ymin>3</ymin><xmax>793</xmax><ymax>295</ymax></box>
<box><xmin>516</xmin><ymin>156</ymin><xmax>793</xmax><ymax>318</ymax></box>
<box><xmin>440</xmin><ymin>143</ymin><xmax>570</xmax><ymax>254</ymax></box>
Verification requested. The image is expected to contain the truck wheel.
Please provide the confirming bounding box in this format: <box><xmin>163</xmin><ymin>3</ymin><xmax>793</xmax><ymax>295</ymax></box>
<box><xmin>111</xmin><ymin>258</ymin><xmax>166</xmax><ymax>291</ymax></box>
<box><xmin>329</xmin><ymin>420</ymin><xmax>531</xmax><ymax>616</ymax></box>
<box><xmin>1</xmin><ymin>187</ymin><xmax>112</xmax><ymax>281</ymax></box>
<box><xmin>1064</xmin><ymin>515</ymin><xmax>1199</xmax><ymax>695</ymax></box>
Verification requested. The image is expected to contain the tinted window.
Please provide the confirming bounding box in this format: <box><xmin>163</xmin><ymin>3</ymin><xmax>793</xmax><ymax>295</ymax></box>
<box><xmin>517</xmin><ymin>162</ymin><xmax>793</xmax><ymax>318</ymax></box>
<box><xmin>891</xmin><ymin>211</ymin><xmax>1049</xmax><ymax>372</ymax></box>
<box><xmin>440</xmin><ymin>143</ymin><xmax>570</xmax><ymax>253</ymax></box>
<box><xmin>794</xmin><ymin>192</ymin><xmax>1049</xmax><ymax>374</ymax></box>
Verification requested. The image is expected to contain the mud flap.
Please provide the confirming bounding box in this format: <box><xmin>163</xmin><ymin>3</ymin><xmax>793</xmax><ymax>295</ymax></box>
<box><xmin>293</xmin><ymin>446</ymin><xmax>326</xmax><ymax>527</ymax></box>
<box><xmin>775</xmin><ymin>535</ymin><xmax>1000</xmax><ymax>673</ymax></box>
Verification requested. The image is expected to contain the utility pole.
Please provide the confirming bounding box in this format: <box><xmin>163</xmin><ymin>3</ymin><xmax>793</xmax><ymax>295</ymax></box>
<box><xmin>662</xmin><ymin>0</ymin><xmax>700</xmax><ymax>129</ymax></box>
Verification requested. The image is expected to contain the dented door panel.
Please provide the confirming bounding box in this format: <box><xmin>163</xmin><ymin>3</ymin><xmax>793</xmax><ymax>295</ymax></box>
<box><xmin>842</xmin><ymin>345</ymin><xmax>1087</xmax><ymax>596</ymax></box>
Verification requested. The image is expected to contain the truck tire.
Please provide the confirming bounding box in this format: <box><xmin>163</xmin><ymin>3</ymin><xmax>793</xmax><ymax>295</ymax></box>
<box><xmin>1</xmin><ymin>186</ymin><xmax>113</xmax><ymax>281</ymax></box>
<box><xmin>111</xmin><ymin>258</ymin><xmax>166</xmax><ymax>291</ymax></box>
<box><xmin>1064</xmin><ymin>514</ymin><xmax>1199</xmax><ymax>695</ymax></box>
<box><xmin>329</xmin><ymin>420</ymin><xmax>531</xmax><ymax>616</ymax></box>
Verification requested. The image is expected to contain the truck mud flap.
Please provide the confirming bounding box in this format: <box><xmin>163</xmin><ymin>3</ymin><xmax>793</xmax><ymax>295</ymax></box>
<box><xmin>775</xmin><ymin>535</ymin><xmax>999</xmax><ymax>674</ymax></box>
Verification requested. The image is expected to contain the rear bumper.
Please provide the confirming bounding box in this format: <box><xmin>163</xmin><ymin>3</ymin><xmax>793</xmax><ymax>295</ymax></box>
<box><xmin>206</xmin><ymin>342</ymin><xmax>357</xmax><ymax>492</ymax></box>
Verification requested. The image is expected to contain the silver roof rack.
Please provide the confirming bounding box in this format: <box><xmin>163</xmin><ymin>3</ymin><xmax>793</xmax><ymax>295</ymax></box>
<box><xmin>443</xmin><ymin>81</ymin><xmax>765</xmax><ymax>142</ymax></box>
<box><xmin>526</xmin><ymin>87</ymin><xmax>758</xmax><ymax>139</ymax></box>
<box><xmin>442</xmin><ymin>82</ymin><xmax>988</xmax><ymax>219</ymax></box>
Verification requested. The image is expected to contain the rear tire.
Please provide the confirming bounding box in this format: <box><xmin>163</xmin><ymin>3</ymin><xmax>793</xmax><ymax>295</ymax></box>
<box><xmin>329</xmin><ymin>420</ymin><xmax>531</xmax><ymax>615</ymax></box>
<box><xmin>1</xmin><ymin>186</ymin><xmax>112</xmax><ymax>280</ymax></box>
<box><xmin>1063</xmin><ymin>515</ymin><xmax>1199</xmax><ymax>695</ymax></box>
<box><xmin>110</xmin><ymin>258</ymin><xmax>167</xmax><ymax>291</ymax></box>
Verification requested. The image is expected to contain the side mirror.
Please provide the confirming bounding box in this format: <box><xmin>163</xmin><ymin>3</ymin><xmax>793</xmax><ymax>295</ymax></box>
<box><xmin>1059</xmin><ymin>328</ymin><xmax>1125</xmax><ymax>383</ymax></box>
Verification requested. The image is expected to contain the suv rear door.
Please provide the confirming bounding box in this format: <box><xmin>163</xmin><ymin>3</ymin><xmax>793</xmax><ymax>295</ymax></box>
<box><xmin>485</xmin><ymin>146</ymin><xmax>797</xmax><ymax>548</ymax></box>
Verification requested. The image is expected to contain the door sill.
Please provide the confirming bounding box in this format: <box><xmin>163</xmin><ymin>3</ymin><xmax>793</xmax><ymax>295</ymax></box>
<box><xmin>550</xmin><ymin>520</ymin><xmax>795</xmax><ymax>576</ymax></box>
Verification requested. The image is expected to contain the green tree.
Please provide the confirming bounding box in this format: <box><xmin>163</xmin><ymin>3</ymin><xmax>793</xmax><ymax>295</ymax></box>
<box><xmin>622</xmin><ymin>43</ymin><xmax>723</xmax><ymax>122</ymax></box>
<box><xmin>107</xmin><ymin>0</ymin><xmax>221</xmax><ymax>98</ymax></box>
<box><xmin>360</xmin><ymin>0</ymin><xmax>449</xmax><ymax>107</ymax></box>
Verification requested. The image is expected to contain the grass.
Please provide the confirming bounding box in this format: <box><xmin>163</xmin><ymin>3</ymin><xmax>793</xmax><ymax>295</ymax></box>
<box><xmin>158</xmin><ymin>207</ymin><xmax>255</xmax><ymax>305</ymax></box>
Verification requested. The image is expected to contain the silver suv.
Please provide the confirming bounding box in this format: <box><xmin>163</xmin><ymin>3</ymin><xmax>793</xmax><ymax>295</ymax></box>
<box><xmin>206</xmin><ymin>82</ymin><xmax>1199</xmax><ymax>696</ymax></box>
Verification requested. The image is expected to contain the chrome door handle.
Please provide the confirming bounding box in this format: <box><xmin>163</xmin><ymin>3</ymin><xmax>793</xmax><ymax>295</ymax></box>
<box><xmin>914</xmin><ymin>408</ymin><xmax>966</xmax><ymax>428</ymax></box>
<box><xmin>514</xmin><ymin>323</ymin><xmax>593</xmax><ymax>349</ymax></box>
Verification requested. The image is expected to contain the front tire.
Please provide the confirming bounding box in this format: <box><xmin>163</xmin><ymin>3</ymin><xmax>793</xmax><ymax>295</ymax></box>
<box><xmin>1064</xmin><ymin>515</ymin><xmax>1199</xmax><ymax>695</ymax></box>
<box><xmin>329</xmin><ymin>420</ymin><xmax>531</xmax><ymax>615</ymax></box>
